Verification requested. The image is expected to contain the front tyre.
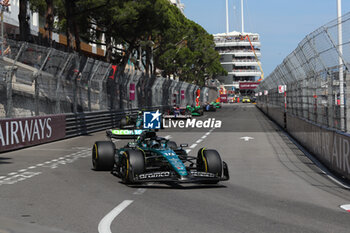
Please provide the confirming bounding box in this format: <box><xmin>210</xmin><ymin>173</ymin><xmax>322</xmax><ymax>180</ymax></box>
<box><xmin>92</xmin><ymin>141</ymin><xmax>115</xmax><ymax>171</ymax></box>
<box><xmin>120</xmin><ymin>150</ymin><xmax>145</xmax><ymax>183</ymax></box>
<box><xmin>197</xmin><ymin>148</ymin><xmax>222</xmax><ymax>183</ymax></box>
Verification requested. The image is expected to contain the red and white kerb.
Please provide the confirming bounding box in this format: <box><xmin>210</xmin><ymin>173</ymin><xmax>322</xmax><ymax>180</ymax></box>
<box><xmin>340</xmin><ymin>204</ymin><xmax>350</xmax><ymax>212</ymax></box>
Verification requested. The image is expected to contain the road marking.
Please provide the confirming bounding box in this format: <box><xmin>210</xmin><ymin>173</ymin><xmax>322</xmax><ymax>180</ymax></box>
<box><xmin>196</xmin><ymin>139</ymin><xmax>203</xmax><ymax>144</ymax></box>
<box><xmin>240</xmin><ymin>136</ymin><xmax>254</xmax><ymax>142</ymax></box>
<box><xmin>0</xmin><ymin>148</ymin><xmax>91</xmax><ymax>186</ymax></box>
<box><xmin>189</xmin><ymin>144</ymin><xmax>197</xmax><ymax>149</ymax></box>
<box><xmin>98</xmin><ymin>200</ymin><xmax>134</xmax><ymax>233</ymax></box>
<box><xmin>186</xmin><ymin>149</ymin><xmax>191</xmax><ymax>153</ymax></box>
<box><xmin>340</xmin><ymin>204</ymin><xmax>350</xmax><ymax>212</ymax></box>
<box><xmin>165</xmin><ymin>135</ymin><xmax>172</xmax><ymax>139</ymax></box>
<box><xmin>201</xmin><ymin>135</ymin><xmax>207</xmax><ymax>139</ymax></box>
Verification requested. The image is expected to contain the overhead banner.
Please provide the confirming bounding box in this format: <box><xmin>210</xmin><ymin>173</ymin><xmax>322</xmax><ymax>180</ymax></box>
<box><xmin>239</xmin><ymin>82</ymin><xmax>260</xmax><ymax>90</ymax></box>
<box><xmin>0</xmin><ymin>115</ymin><xmax>66</xmax><ymax>152</ymax></box>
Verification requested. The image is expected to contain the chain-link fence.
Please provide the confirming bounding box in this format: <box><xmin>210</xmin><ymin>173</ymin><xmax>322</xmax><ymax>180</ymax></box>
<box><xmin>0</xmin><ymin>39</ymin><xmax>211</xmax><ymax>118</ymax></box>
<box><xmin>256</xmin><ymin>12</ymin><xmax>350</xmax><ymax>132</ymax></box>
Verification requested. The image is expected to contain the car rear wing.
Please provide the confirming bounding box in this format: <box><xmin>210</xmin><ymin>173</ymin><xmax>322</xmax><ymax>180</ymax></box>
<box><xmin>106</xmin><ymin>129</ymin><xmax>144</xmax><ymax>139</ymax></box>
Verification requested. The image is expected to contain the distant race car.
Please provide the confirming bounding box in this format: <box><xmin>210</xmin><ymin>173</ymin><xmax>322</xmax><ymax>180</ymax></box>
<box><xmin>163</xmin><ymin>106</ymin><xmax>192</xmax><ymax>119</ymax></box>
<box><xmin>242</xmin><ymin>97</ymin><xmax>251</xmax><ymax>103</ymax></box>
<box><xmin>203</xmin><ymin>103</ymin><xmax>216</xmax><ymax>112</ymax></box>
<box><xmin>211</xmin><ymin>101</ymin><xmax>221</xmax><ymax>109</ymax></box>
<box><xmin>93</xmin><ymin>130</ymin><xmax>229</xmax><ymax>184</ymax></box>
<box><xmin>186</xmin><ymin>105</ymin><xmax>204</xmax><ymax>116</ymax></box>
<box><xmin>119</xmin><ymin>111</ymin><xmax>143</xmax><ymax>129</ymax></box>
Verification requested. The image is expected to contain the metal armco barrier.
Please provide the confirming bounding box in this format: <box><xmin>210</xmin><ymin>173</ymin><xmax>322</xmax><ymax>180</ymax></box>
<box><xmin>65</xmin><ymin>106</ymin><xmax>167</xmax><ymax>138</ymax></box>
<box><xmin>0</xmin><ymin>106</ymin><xmax>169</xmax><ymax>153</ymax></box>
<box><xmin>257</xmin><ymin>105</ymin><xmax>350</xmax><ymax>182</ymax></box>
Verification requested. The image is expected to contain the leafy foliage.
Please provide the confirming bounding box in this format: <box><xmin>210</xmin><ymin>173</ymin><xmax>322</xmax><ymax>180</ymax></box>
<box><xmin>26</xmin><ymin>0</ymin><xmax>226</xmax><ymax>83</ymax></box>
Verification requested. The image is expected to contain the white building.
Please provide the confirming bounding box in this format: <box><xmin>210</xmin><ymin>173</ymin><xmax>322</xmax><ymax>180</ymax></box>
<box><xmin>2</xmin><ymin>0</ymin><xmax>39</xmax><ymax>37</ymax></box>
<box><xmin>214</xmin><ymin>31</ymin><xmax>261</xmax><ymax>91</ymax></box>
<box><xmin>169</xmin><ymin>0</ymin><xmax>185</xmax><ymax>14</ymax></box>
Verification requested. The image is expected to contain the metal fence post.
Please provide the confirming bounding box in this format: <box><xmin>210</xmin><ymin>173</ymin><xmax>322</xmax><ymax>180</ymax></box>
<box><xmin>88</xmin><ymin>61</ymin><xmax>101</xmax><ymax>112</ymax></box>
<box><xmin>55</xmin><ymin>54</ymin><xmax>73</xmax><ymax>114</ymax></box>
<box><xmin>5</xmin><ymin>65</ymin><xmax>16</xmax><ymax>117</ymax></box>
<box><xmin>33</xmin><ymin>47</ymin><xmax>53</xmax><ymax>115</ymax></box>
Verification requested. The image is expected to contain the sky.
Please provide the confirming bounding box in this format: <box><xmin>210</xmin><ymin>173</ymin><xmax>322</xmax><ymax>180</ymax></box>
<box><xmin>181</xmin><ymin>0</ymin><xmax>350</xmax><ymax>76</ymax></box>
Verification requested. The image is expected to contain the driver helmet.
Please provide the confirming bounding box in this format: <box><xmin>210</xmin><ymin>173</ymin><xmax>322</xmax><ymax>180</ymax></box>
<box><xmin>150</xmin><ymin>140</ymin><xmax>160</xmax><ymax>149</ymax></box>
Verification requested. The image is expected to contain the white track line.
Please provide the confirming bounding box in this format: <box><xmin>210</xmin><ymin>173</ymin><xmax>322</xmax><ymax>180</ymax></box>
<box><xmin>98</xmin><ymin>200</ymin><xmax>134</xmax><ymax>233</ymax></box>
<box><xmin>189</xmin><ymin>144</ymin><xmax>197</xmax><ymax>149</ymax></box>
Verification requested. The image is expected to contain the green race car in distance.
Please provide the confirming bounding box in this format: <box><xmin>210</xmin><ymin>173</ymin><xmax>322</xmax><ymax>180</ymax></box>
<box><xmin>186</xmin><ymin>105</ymin><xmax>204</xmax><ymax>116</ymax></box>
<box><xmin>92</xmin><ymin>129</ymin><xmax>230</xmax><ymax>184</ymax></box>
<box><xmin>211</xmin><ymin>102</ymin><xmax>221</xmax><ymax>109</ymax></box>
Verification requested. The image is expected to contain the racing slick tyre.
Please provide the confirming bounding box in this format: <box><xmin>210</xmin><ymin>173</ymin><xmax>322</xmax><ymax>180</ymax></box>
<box><xmin>92</xmin><ymin>141</ymin><xmax>116</xmax><ymax>171</ymax></box>
<box><xmin>120</xmin><ymin>117</ymin><xmax>128</xmax><ymax>128</ymax></box>
<box><xmin>197</xmin><ymin>148</ymin><xmax>222</xmax><ymax>184</ymax></box>
<box><xmin>167</xmin><ymin>141</ymin><xmax>178</xmax><ymax>150</ymax></box>
<box><xmin>120</xmin><ymin>149</ymin><xmax>145</xmax><ymax>183</ymax></box>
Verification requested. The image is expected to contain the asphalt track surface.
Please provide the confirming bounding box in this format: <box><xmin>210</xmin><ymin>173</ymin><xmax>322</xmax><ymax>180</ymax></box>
<box><xmin>1</xmin><ymin>103</ymin><xmax>350</xmax><ymax>233</ymax></box>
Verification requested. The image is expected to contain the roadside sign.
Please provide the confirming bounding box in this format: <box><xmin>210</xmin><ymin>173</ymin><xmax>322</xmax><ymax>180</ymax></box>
<box><xmin>278</xmin><ymin>85</ymin><xmax>287</xmax><ymax>93</ymax></box>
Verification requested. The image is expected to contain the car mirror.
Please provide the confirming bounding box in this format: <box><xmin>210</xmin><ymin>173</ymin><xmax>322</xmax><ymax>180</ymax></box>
<box><xmin>180</xmin><ymin>144</ymin><xmax>188</xmax><ymax>148</ymax></box>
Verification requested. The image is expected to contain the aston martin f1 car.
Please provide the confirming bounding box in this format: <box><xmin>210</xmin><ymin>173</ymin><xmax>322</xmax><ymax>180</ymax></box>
<box><xmin>119</xmin><ymin>111</ymin><xmax>143</xmax><ymax>129</ymax></box>
<box><xmin>211</xmin><ymin>101</ymin><xmax>221</xmax><ymax>109</ymax></box>
<box><xmin>92</xmin><ymin>130</ymin><xmax>229</xmax><ymax>184</ymax></box>
<box><xmin>186</xmin><ymin>105</ymin><xmax>204</xmax><ymax>116</ymax></box>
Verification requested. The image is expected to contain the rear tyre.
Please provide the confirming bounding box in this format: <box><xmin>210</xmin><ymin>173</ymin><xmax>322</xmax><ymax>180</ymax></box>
<box><xmin>120</xmin><ymin>150</ymin><xmax>145</xmax><ymax>183</ymax></box>
<box><xmin>167</xmin><ymin>141</ymin><xmax>178</xmax><ymax>150</ymax></box>
<box><xmin>197</xmin><ymin>148</ymin><xmax>222</xmax><ymax>184</ymax></box>
<box><xmin>92</xmin><ymin>141</ymin><xmax>115</xmax><ymax>171</ymax></box>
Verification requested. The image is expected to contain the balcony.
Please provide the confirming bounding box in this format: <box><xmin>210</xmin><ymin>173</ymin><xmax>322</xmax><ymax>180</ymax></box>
<box><xmin>218</xmin><ymin>50</ymin><xmax>261</xmax><ymax>57</ymax></box>
<box><xmin>228</xmin><ymin>69</ymin><xmax>262</xmax><ymax>77</ymax></box>
<box><xmin>215</xmin><ymin>41</ymin><xmax>261</xmax><ymax>47</ymax></box>
<box><xmin>221</xmin><ymin>59</ymin><xmax>259</xmax><ymax>66</ymax></box>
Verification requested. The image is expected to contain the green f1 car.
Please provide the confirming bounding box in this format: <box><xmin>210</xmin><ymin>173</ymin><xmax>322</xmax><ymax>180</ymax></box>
<box><xmin>93</xmin><ymin>129</ymin><xmax>229</xmax><ymax>184</ymax></box>
<box><xmin>186</xmin><ymin>105</ymin><xmax>204</xmax><ymax>116</ymax></box>
<box><xmin>211</xmin><ymin>102</ymin><xmax>221</xmax><ymax>109</ymax></box>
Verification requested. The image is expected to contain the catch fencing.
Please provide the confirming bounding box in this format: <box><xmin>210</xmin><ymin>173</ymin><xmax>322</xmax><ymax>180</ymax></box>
<box><xmin>256</xmin><ymin>12</ymin><xmax>350</xmax><ymax>132</ymax></box>
<box><xmin>256</xmin><ymin>13</ymin><xmax>350</xmax><ymax>182</ymax></box>
<box><xmin>0</xmin><ymin>39</ymin><xmax>210</xmax><ymax>119</ymax></box>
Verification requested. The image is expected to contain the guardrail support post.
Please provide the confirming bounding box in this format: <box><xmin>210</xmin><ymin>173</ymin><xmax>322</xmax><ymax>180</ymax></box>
<box><xmin>55</xmin><ymin>54</ymin><xmax>72</xmax><ymax>114</ymax></box>
<box><xmin>5</xmin><ymin>65</ymin><xmax>16</xmax><ymax>118</ymax></box>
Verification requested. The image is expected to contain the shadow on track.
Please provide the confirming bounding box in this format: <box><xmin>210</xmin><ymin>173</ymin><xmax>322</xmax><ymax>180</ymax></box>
<box><xmin>0</xmin><ymin>157</ymin><xmax>12</xmax><ymax>165</ymax></box>
<box><xmin>123</xmin><ymin>182</ymin><xmax>227</xmax><ymax>190</ymax></box>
